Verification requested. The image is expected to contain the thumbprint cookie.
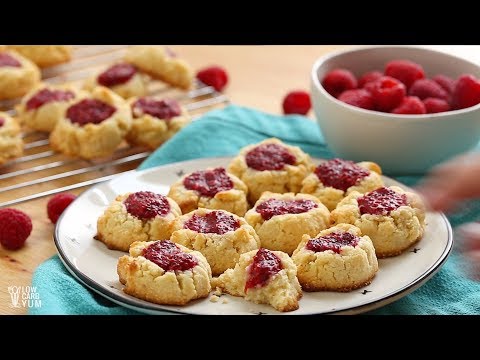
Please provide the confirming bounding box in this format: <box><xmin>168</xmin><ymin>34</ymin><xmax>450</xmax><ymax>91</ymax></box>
<box><xmin>214</xmin><ymin>248</ymin><xmax>302</xmax><ymax>312</ymax></box>
<box><xmin>117</xmin><ymin>240</ymin><xmax>211</xmax><ymax>305</ymax></box>
<box><xmin>292</xmin><ymin>224</ymin><xmax>378</xmax><ymax>292</ymax></box>
<box><xmin>227</xmin><ymin>138</ymin><xmax>314</xmax><ymax>204</ymax></box>
<box><xmin>0</xmin><ymin>50</ymin><xmax>40</xmax><ymax>100</ymax></box>
<box><xmin>49</xmin><ymin>86</ymin><xmax>131</xmax><ymax>159</ymax></box>
<box><xmin>301</xmin><ymin>158</ymin><xmax>384</xmax><ymax>211</ymax></box>
<box><xmin>331</xmin><ymin>186</ymin><xmax>426</xmax><ymax>257</ymax></box>
<box><xmin>244</xmin><ymin>192</ymin><xmax>330</xmax><ymax>255</ymax></box>
<box><xmin>170</xmin><ymin>208</ymin><xmax>260</xmax><ymax>276</ymax></box>
<box><xmin>96</xmin><ymin>191</ymin><xmax>182</xmax><ymax>252</ymax></box>
<box><xmin>168</xmin><ymin>167</ymin><xmax>248</xmax><ymax>216</ymax></box>
<box><xmin>126</xmin><ymin>96</ymin><xmax>190</xmax><ymax>150</ymax></box>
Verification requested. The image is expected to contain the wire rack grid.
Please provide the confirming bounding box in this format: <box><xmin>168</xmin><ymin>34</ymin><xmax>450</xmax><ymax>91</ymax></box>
<box><xmin>0</xmin><ymin>45</ymin><xmax>229</xmax><ymax>208</ymax></box>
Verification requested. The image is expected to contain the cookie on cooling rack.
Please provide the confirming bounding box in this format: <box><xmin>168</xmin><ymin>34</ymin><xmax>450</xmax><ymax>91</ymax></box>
<box><xmin>83</xmin><ymin>62</ymin><xmax>150</xmax><ymax>99</ymax></box>
<box><xmin>118</xmin><ymin>240</ymin><xmax>211</xmax><ymax>305</ymax></box>
<box><xmin>292</xmin><ymin>223</ymin><xmax>378</xmax><ymax>292</ymax></box>
<box><xmin>7</xmin><ymin>46</ymin><xmax>72</xmax><ymax>68</ymax></box>
<box><xmin>124</xmin><ymin>46</ymin><xmax>193</xmax><ymax>90</ymax></box>
<box><xmin>16</xmin><ymin>84</ymin><xmax>82</xmax><ymax>132</ymax></box>
<box><xmin>227</xmin><ymin>138</ymin><xmax>314</xmax><ymax>204</ymax></box>
<box><xmin>170</xmin><ymin>208</ymin><xmax>260</xmax><ymax>276</ymax></box>
<box><xmin>96</xmin><ymin>191</ymin><xmax>182</xmax><ymax>252</ymax></box>
<box><xmin>300</xmin><ymin>158</ymin><xmax>384</xmax><ymax>211</ymax></box>
<box><xmin>213</xmin><ymin>248</ymin><xmax>302</xmax><ymax>312</ymax></box>
<box><xmin>0</xmin><ymin>112</ymin><xmax>23</xmax><ymax>166</ymax></box>
<box><xmin>244</xmin><ymin>192</ymin><xmax>330</xmax><ymax>255</ymax></box>
<box><xmin>126</xmin><ymin>96</ymin><xmax>191</xmax><ymax>150</ymax></box>
<box><xmin>49</xmin><ymin>86</ymin><xmax>131</xmax><ymax>159</ymax></box>
<box><xmin>168</xmin><ymin>167</ymin><xmax>249</xmax><ymax>216</ymax></box>
<box><xmin>331</xmin><ymin>186</ymin><xmax>426</xmax><ymax>258</ymax></box>
<box><xmin>0</xmin><ymin>50</ymin><xmax>40</xmax><ymax>100</ymax></box>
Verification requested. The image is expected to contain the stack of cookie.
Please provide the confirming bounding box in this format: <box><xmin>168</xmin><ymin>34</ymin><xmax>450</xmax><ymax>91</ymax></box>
<box><xmin>97</xmin><ymin>138</ymin><xmax>426</xmax><ymax>312</ymax></box>
<box><xmin>0</xmin><ymin>46</ymin><xmax>195</xmax><ymax>165</ymax></box>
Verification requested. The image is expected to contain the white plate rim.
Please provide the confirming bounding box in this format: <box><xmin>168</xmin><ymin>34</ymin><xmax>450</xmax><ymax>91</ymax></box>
<box><xmin>53</xmin><ymin>156</ymin><xmax>453</xmax><ymax>315</ymax></box>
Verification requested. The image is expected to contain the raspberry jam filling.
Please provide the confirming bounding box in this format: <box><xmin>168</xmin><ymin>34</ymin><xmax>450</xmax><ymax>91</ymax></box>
<box><xmin>124</xmin><ymin>191</ymin><xmax>171</xmax><ymax>220</ymax></box>
<box><xmin>0</xmin><ymin>117</ymin><xmax>4</xmax><ymax>127</ymax></box>
<box><xmin>245</xmin><ymin>248</ymin><xmax>283</xmax><ymax>292</ymax></box>
<box><xmin>306</xmin><ymin>231</ymin><xmax>360</xmax><ymax>254</ymax></box>
<box><xmin>97</xmin><ymin>63</ymin><xmax>137</xmax><ymax>87</ymax></box>
<box><xmin>67</xmin><ymin>99</ymin><xmax>116</xmax><ymax>126</ymax></box>
<box><xmin>183</xmin><ymin>167</ymin><xmax>233</xmax><ymax>197</ymax></box>
<box><xmin>184</xmin><ymin>211</ymin><xmax>240</xmax><ymax>235</ymax></box>
<box><xmin>26</xmin><ymin>88</ymin><xmax>75</xmax><ymax>111</ymax></box>
<box><xmin>142</xmin><ymin>240</ymin><xmax>198</xmax><ymax>272</ymax></box>
<box><xmin>256</xmin><ymin>198</ymin><xmax>318</xmax><ymax>220</ymax></box>
<box><xmin>358</xmin><ymin>187</ymin><xmax>407</xmax><ymax>216</ymax></box>
<box><xmin>0</xmin><ymin>53</ymin><xmax>21</xmax><ymax>67</ymax></box>
<box><xmin>132</xmin><ymin>98</ymin><xmax>181</xmax><ymax>120</ymax></box>
<box><xmin>245</xmin><ymin>143</ymin><xmax>296</xmax><ymax>171</ymax></box>
<box><xmin>315</xmin><ymin>158</ymin><xmax>369</xmax><ymax>192</ymax></box>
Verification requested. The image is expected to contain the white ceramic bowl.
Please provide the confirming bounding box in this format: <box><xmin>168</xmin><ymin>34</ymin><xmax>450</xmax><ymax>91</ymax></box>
<box><xmin>311</xmin><ymin>46</ymin><xmax>480</xmax><ymax>175</ymax></box>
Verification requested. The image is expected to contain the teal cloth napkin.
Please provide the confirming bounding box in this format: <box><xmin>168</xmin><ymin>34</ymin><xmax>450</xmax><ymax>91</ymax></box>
<box><xmin>30</xmin><ymin>104</ymin><xmax>480</xmax><ymax>315</ymax></box>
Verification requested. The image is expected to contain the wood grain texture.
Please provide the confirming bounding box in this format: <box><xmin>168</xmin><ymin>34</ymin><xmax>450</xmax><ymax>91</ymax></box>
<box><xmin>0</xmin><ymin>45</ymin><xmax>348</xmax><ymax>314</ymax></box>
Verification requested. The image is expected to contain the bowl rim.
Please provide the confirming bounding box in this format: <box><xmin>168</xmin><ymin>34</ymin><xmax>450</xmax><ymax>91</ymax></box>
<box><xmin>311</xmin><ymin>45</ymin><xmax>480</xmax><ymax>121</ymax></box>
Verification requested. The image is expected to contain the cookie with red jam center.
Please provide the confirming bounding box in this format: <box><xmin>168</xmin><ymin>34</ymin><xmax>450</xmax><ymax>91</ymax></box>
<box><xmin>292</xmin><ymin>224</ymin><xmax>378</xmax><ymax>292</ymax></box>
<box><xmin>170</xmin><ymin>208</ymin><xmax>260</xmax><ymax>276</ymax></box>
<box><xmin>214</xmin><ymin>248</ymin><xmax>302</xmax><ymax>312</ymax></box>
<box><xmin>168</xmin><ymin>167</ymin><xmax>249</xmax><ymax>216</ymax></box>
<box><xmin>96</xmin><ymin>191</ymin><xmax>182</xmax><ymax>252</ymax></box>
<box><xmin>117</xmin><ymin>240</ymin><xmax>212</xmax><ymax>306</ymax></box>
<box><xmin>245</xmin><ymin>192</ymin><xmax>330</xmax><ymax>255</ymax></box>
<box><xmin>331</xmin><ymin>186</ymin><xmax>426</xmax><ymax>258</ymax></box>
<box><xmin>301</xmin><ymin>158</ymin><xmax>384</xmax><ymax>211</ymax></box>
<box><xmin>228</xmin><ymin>138</ymin><xmax>314</xmax><ymax>204</ymax></box>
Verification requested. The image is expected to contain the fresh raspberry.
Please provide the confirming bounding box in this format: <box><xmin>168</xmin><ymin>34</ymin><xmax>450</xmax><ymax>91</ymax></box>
<box><xmin>365</xmin><ymin>76</ymin><xmax>406</xmax><ymax>112</ymax></box>
<box><xmin>433</xmin><ymin>75</ymin><xmax>456</xmax><ymax>94</ymax></box>
<box><xmin>196</xmin><ymin>66</ymin><xmax>228</xmax><ymax>92</ymax></box>
<box><xmin>452</xmin><ymin>74</ymin><xmax>480</xmax><ymax>110</ymax></box>
<box><xmin>321</xmin><ymin>69</ymin><xmax>357</xmax><ymax>98</ymax></box>
<box><xmin>423</xmin><ymin>98</ymin><xmax>450</xmax><ymax>114</ymax></box>
<box><xmin>0</xmin><ymin>209</ymin><xmax>32</xmax><ymax>250</ymax></box>
<box><xmin>409</xmin><ymin>79</ymin><xmax>449</xmax><ymax>101</ymax></box>
<box><xmin>47</xmin><ymin>193</ymin><xmax>77</xmax><ymax>224</ymax></box>
<box><xmin>282</xmin><ymin>90</ymin><xmax>311</xmax><ymax>115</ymax></box>
<box><xmin>358</xmin><ymin>71</ymin><xmax>383</xmax><ymax>88</ymax></box>
<box><xmin>338</xmin><ymin>89</ymin><xmax>374</xmax><ymax>110</ymax></box>
<box><xmin>385</xmin><ymin>60</ymin><xmax>425</xmax><ymax>89</ymax></box>
<box><xmin>391</xmin><ymin>96</ymin><xmax>426</xmax><ymax>114</ymax></box>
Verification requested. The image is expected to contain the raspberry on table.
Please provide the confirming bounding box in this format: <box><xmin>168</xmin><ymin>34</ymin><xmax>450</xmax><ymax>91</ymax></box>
<box><xmin>0</xmin><ymin>209</ymin><xmax>33</xmax><ymax>250</ymax></box>
<box><xmin>365</xmin><ymin>76</ymin><xmax>406</xmax><ymax>112</ymax></box>
<box><xmin>196</xmin><ymin>66</ymin><xmax>228</xmax><ymax>92</ymax></box>
<box><xmin>433</xmin><ymin>75</ymin><xmax>456</xmax><ymax>94</ymax></box>
<box><xmin>423</xmin><ymin>98</ymin><xmax>450</xmax><ymax>114</ymax></box>
<box><xmin>338</xmin><ymin>89</ymin><xmax>374</xmax><ymax>110</ymax></box>
<box><xmin>282</xmin><ymin>90</ymin><xmax>311</xmax><ymax>115</ymax></box>
<box><xmin>47</xmin><ymin>193</ymin><xmax>77</xmax><ymax>224</ymax></box>
<box><xmin>385</xmin><ymin>60</ymin><xmax>425</xmax><ymax>89</ymax></box>
<box><xmin>409</xmin><ymin>78</ymin><xmax>449</xmax><ymax>101</ymax></box>
<box><xmin>391</xmin><ymin>96</ymin><xmax>426</xmax><ymax>114</ymax></box>
<box><xmin>358</xmin><ymin>71</ymin><xmax>383</xmax><ymax>88</ymax></box>
<box><xmin>452</xmin><ymin>74</ymin><xmax>480</xmax><ymax>110</ymax></box>
<box><xmin>321</xmin><ymin>69</ymin><xmax>357</xmax><ymax>98</ymax></box>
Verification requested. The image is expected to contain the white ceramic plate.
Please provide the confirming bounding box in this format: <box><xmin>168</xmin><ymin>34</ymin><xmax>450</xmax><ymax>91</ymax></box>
<box><xmin>54</xmin><ymin>157</ymin><xmax>453</xmax><ymax>315</ymax></box>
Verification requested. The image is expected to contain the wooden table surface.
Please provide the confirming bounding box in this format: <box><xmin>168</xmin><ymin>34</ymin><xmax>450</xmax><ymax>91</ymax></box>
<box><xmin>0</xmin><ymin>45</ymin><xmax>348</xmax><ymax>314</ymax></box>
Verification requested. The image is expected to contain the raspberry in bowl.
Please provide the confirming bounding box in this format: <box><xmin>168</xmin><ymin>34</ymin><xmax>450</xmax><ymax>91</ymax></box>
<box><xmin>311</xmin><ymin>46</ymin><xmax>480</xmax><ymax>174</ymax></box>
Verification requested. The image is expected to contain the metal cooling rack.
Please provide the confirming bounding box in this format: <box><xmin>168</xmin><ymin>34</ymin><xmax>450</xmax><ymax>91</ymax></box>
<box><xmin>0</xmin><ymin>45</ymin><xmax>229</xmax><ymax>208</ymax></box>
